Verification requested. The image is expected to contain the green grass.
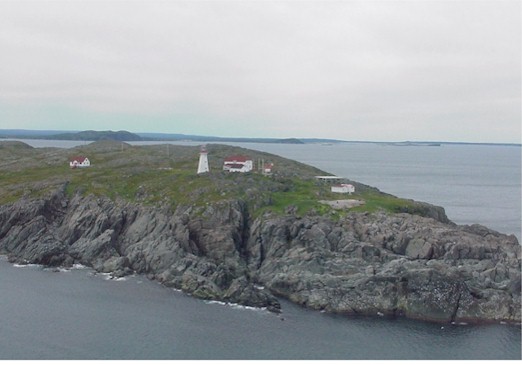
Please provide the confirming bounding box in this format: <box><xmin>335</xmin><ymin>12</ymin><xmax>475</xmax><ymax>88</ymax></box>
<box><xmin>260</xmin><ymin>179</ymin><xmax>319</xmax><ymax>215</ymax></box>
<box><xmin>0</xmin><ymin>141</ymin><xmax>425</xmax><ymax>220</ymax></box>
<box><xmin>256</xmin><ymin>180</ymin><xmax>417</xmax><ymax>219</ymax></box>
<box><xmin>350</xmin><ymin>190</ymin><xmax>416</xmax><ymax>214</ymax></box>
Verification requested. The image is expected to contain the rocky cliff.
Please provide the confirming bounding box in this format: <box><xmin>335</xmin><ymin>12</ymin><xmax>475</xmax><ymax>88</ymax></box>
<box><xmin>1</xmin><ymin>184</ymin><xmax>520</xmax><ymax>324</ymax></box>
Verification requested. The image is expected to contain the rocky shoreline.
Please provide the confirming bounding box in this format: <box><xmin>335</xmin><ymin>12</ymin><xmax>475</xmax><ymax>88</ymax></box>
<box><xmin>1</xmin><ymin>184</ymin><xmax>520</xmax><ymax>324</ymax></box>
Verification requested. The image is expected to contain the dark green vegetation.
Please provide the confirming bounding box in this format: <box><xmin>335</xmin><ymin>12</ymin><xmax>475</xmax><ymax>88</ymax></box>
<box><xmin>49</xmin><ymin>130</ymin><xmax>143</xmax><ymax>141</ymax></box>
<box><xmin>0</xmin><ymin>140</ymin><xmax>432</xmax><ymax>218</ymax></box>
<box><xmin>0</xmin><ymin>129</ymin><xmax>307</xmax><ymax>144</ymax></box>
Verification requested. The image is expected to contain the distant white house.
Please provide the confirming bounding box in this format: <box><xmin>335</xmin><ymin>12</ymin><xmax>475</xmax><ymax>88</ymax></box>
<box><xmin>223</xmin><ymin>155</ymin><xmax>253</xmax><ymax>173</ymax></box>
<box><xmin>331</xmin><ymin>183</ymin><xmax>355</xmax><ymax>194</ymax></box>
<box><xmin>69</xmin><ymin>156</ymin><xmax>91</xmax><ymax>168</ymax></box>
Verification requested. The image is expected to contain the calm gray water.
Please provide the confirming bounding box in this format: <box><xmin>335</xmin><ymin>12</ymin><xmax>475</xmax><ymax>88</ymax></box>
<box><xmin>0</xmin><ymin>257</ymin><xmax>520</xmax><ymax>360</ymax></box>
<box><xmin>2</xmin><ymin>139</ymin><xmax>520</xmax><ymax>359</ymax></box>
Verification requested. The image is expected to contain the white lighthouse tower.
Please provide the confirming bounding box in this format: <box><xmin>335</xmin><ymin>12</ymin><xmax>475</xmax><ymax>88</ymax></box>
<box><xmin>197</xmin><ymin>145</ymin><xmax>210</xmax><ymax>174</ymax></box>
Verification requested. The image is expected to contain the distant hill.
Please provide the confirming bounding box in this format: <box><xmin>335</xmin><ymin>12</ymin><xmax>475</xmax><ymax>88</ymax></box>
<box><xmin>0</xmin><ymin>129</ymin><xmax>73</xmax><ymax>137</ymax></box>
<box><xmin>136</xmin><ymin>133</ymin><xmax>305</xmax><ymax>144</ymax></box>
<box><xmin>0</xmin><ymin>129</ymin><xmax>143</xmax><ymax>141</ymax></box>
<box><xmin>50</xmin><ymin>130</ymin><xmax>143</xmax><ymax>141</ymax></box>
<box><xmin>1</xmin><ymin>129</ymin><xmax>519</xmax><ymax>146</ymax></box>
<box><xmin>0</xmin><ymin>129</ymin><xmax>345</xmax><ymax>144</ymax></box>
<box><xmin>0</xmin><ymin>130</ymin><xmax>306</xmax><ymax>144</ymax></box>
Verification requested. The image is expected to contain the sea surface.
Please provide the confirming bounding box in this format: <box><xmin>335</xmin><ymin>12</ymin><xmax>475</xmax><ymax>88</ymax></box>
<box><xmin>0</xmin><ymin>257</ymin><xmax>520</xmax><ymax>360</ymax></box>
<box><xmin>1</xmin><ymin>139</ymin><xmax>520</xmax><ymax>360</ymax></box>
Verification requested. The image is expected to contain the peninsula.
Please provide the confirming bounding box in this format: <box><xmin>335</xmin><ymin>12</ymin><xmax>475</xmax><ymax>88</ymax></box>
<box><xmin>0</xmin><ymin>140</ymin><xmax>520</xmax><ymax>324</ymax></box>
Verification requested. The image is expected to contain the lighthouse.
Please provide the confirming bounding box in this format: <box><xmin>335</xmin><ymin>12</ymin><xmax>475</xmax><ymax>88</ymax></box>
<box><xmin>197</xmin><ymin>145</ymin><xmax>210</xmax><ymax>174</ymax></box>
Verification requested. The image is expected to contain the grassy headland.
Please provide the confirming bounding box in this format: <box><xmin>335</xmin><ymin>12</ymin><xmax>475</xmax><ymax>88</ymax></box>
<box><xmin>0</xmin><ymin>140</ymin><xmax>429</xmax><ymax>218</ymax></box>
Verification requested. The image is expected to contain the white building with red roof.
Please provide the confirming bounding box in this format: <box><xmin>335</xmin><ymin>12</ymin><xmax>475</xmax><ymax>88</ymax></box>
<box><xmin>223</xmin><ymin>155</ymin><xmax>253</xmax><ymax>173</ymax></box>
<box><xmin>69</xmin><ymin>156</ymin><xmax>91</xmax><ymax>169</ymax></box>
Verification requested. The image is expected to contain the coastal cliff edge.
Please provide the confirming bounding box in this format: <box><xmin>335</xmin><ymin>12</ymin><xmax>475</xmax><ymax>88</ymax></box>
<box><xmin>1</xmin><ymin>186</ymin><xmax>519</xmax><ymax>324</ymax></box>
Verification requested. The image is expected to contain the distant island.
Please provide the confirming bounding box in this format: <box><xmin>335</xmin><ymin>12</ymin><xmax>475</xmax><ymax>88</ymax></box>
<box><xmin>49</xmin><ymin>130</ymin><xmax>143</xmax><ymax>142</ymax></box>
<box><xmin>385</xmin><ymin>141</ymin><xmax>441</xmax><ymax>147</ymax></box>
<box><xmin>1</xmin><ymin>129</ymin><xmax>520</xmax><ymax>147</ymax></box>
<box><xmin>0</xmin><ymin>129</ymin><xmax>309</xmax><ymax>144</ymax></box>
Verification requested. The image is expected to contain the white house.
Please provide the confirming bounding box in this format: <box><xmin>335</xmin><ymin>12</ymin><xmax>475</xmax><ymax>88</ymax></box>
<box><xmin>69</xmin><ymin>156</ymin><xmax>91</xmax><ymax>168</ymax></box>
<box><xmin>223</xmin><ymin>155</ymin><xmax>253</xmax><ymax>173</ymax></box>
<box><xmin>331</xmin><ymin>183</ymin><xmax>355</xmax><ymax>194</ymax></box>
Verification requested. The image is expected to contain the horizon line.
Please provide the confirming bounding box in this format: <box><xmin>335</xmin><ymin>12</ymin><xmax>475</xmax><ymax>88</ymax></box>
<box><xmin>0</xmin><ymin>128</ymin><xmax>520</xmax><ymax>146</ymax></box>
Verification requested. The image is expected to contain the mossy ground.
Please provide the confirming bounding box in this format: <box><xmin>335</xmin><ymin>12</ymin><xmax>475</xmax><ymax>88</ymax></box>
<box><xmin>0</xmin><ymin>140</ymin><xmax>418</xmax><ymax>217</ymax></box>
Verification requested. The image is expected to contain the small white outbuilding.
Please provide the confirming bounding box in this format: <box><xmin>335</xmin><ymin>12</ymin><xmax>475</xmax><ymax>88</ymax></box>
<box><xmin>69</xmin><ymin>156</ymin><xmax>90</xmax><ymax>168</ymax></box>
<box><xmin>331</xmin><ymin>183</ymin><xmax>355</xmax><ymax>194</ymax></box>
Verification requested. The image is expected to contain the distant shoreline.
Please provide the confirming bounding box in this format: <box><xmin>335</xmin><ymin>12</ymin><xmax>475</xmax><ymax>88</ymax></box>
<box><xmin>0</xmin><ymin>129</ymin><xmax>520</xmax><ymax>147</ymax></box>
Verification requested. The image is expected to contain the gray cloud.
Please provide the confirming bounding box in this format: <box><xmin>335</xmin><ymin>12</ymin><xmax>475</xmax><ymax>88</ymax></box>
<box><xmin>0</xmin><ymin>0</ymin><xmax>519</xmax><ymax>142</ymax></box>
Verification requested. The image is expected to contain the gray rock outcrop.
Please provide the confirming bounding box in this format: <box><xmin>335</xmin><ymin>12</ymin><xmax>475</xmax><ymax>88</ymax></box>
<box><xmin>0</xmin><ymin>186</ymin><xmax>520</xmax><ymax>324</ymax></box>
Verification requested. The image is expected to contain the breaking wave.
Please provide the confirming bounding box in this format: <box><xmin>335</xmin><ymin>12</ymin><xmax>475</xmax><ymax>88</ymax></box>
<box><xmin>205</xmin><ymin>300</ymin><xmax>268</xmax><ymax>312</ymax></box>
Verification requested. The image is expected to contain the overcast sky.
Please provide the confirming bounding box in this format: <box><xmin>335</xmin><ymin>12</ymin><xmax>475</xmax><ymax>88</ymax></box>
<box><xmin>0</xmin><ymin>0</ymin><xmax>520</xmax><ymax>143</ymax></box>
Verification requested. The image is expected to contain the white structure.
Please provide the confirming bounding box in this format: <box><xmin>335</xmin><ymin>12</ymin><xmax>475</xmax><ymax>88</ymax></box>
<box><xmin>263</xmin><ymin>162</ymin><xmax>274</xmax><ymax>175</ymax></box>
<box><xmin>69</xmin><ymin>156</ymin><xmax>90</xmax><ymax>168</ymax></box>
<box><xmin>331</xmin><ymin>184</ymin><xmax>355</xmax><ymax>194</ymax></box>
<box><xmin>197</xmin><ymin>146</ymin><xmax>210</xmax><ymax>174</ymax></box>
<box><xmin>223</xmin><ymin>155</ymin><xmax>253</xmax><ymax>173</ymax></box>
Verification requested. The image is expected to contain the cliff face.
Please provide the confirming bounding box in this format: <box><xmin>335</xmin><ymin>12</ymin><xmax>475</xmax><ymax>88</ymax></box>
<box><xmin>1</xmin><ymin>186</ymin><xmax>520</xmax><ymax>324</ymax></box>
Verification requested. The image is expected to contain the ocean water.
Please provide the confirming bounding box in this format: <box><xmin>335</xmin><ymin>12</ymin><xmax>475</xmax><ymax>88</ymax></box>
<box><xmin>0</xmin><ymin>257</ymin><xmax>520</xmax><ymax>360</ymax></box>
<box><xmin>1</xmin><ymin>139</ymin><xmax>520</xmax><ymax>359</ymax></box>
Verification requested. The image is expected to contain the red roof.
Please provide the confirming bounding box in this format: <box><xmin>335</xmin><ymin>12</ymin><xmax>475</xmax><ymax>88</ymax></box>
<box><xmin>224</xmin><ymin>155</ymin><xmax>250</xmax><ymax>163</ymax></box>
<box><xmin>224</xmin><ymin>163</ymin><xmax>245</xmax><ymax>169</ymax></box>
<box><xmin>70</xmin><ymin>156</ymin><xmax>88</xmax><ymax>163</ymax></box>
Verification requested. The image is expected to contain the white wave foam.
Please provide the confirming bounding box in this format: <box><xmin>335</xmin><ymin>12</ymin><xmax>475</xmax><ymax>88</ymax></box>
<box><xmin>96</xmin><ymin>272</ymin><xmax>128</xmax><ymax>281</ymax></box>
<box><xmin>43</xmin><ymin>267</ymin><xmax>71</xmax><ymax>273</ymax></box>
<box><xmin>96</xmin><ymin>272</ymin><xmax>112</xmax><ymax>280</ymax></box>
<box><xmin>228</xmin><ymin>303</ymin><xmax>267</xmax><ymax>312</ymax></box>
<box><xmin>13</xmin><ymin>263</ymin><xmax>42</xmax><ymax>269</ymax></box>
<box><xmin>205</xmin><ymin>300</ymin><xmax>227</xmax><ymax>306</ymax></box>
<box><xmin>451</xmin><ymin>321</ymin><xmax>469</xmax><ymax>326</ymax></box>
<box><xmin>205</xmin><ymin>300</ymin><xmax>267</xmax><ymax>312</ymax></box>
